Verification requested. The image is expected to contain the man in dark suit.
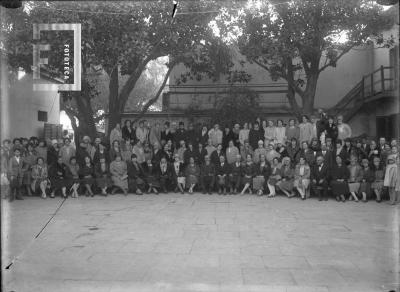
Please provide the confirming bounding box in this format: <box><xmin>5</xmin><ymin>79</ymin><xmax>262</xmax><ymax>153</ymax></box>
<box><xmin>200</xmin><ymin>155</ymin><xmax>215</xmax><ymax>194</ymax></box>
<box><xmin>215</xmin><ymin>155</ymin><xmax>230</xmax><ymax>195</ymax></box>
<box><xmin>317</xmin><ymin>144</ymin><xmax>334</xmax><ymax>168</ymax></box>
<box><xmin>210</xmin><ymin>144</ymin><xmax>224</xmax><ymax>166</ymax></box>
<box><xmin>310</xmin><ymin>155</ymin><xmax>330</xmax><ymax>201</ymax></box>
<box><xmin>8</xmin><ymin>148</ymin><xmax>26</xmax><ymax>201</ymax></box>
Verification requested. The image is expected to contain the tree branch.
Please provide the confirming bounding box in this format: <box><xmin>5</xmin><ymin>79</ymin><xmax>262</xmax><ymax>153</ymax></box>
<box><xmin>318</xmin><ymin>44</ymin><xmax>356</xmax><ymax>73</ymax></box>
<box><xmin>132</xmin><ymin>63</ymin><xmax>174</xmax><ymax>124</ymax></box>
<box><xmin>252</xmin><ymin>58</ymin><xmax>305</xmax><ymax>97</ymax></box>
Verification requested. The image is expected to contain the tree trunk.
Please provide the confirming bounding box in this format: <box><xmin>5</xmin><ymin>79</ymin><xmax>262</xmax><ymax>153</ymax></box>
<box><xmin>286</xmin><ymin>87</ymin><xmax>302</xmax><ymax>122</ymax></box>
<box><xmin>301</xmin><ymin>72</ymin><xmax>319</xmax><ymax>116</ymax></box>
<box><xmin>131</xmin><ymin>64</ymin><xmax>173</xmax><ymax>125</ymax></box>
<box><xmin>106</xmin><ymin>65</ymin><xmax>120</xmax><ymax>139</ymax></box>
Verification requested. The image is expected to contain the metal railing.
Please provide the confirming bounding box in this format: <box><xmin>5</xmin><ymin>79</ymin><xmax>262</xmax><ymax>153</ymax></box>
<box><xmin>330</xmin><ymin>66</ymin><xmax>394</xmax><ymax>118</ymax></box>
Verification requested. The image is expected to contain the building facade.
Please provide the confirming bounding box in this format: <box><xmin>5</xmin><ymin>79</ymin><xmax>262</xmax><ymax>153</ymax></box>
<box><xmin>1</xmin><ymin>73</ymin><xmax>61</xmax><ymax>140</ymax></box>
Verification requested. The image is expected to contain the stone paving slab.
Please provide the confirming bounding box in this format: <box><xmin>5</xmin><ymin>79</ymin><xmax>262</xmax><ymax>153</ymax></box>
<box><xmin>2</xmin><ymin>193</ymin><xmax>399</xmax><ymax>292</ymax></box>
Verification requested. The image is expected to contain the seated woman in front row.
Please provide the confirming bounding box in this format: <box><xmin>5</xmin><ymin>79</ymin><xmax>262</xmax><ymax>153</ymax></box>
<box><xmin>330</xmin><ymin>155</ymin><xmax>350</xmax><ymax>202</ymax></box>
<box><xmin>215</xmin><ymin>155</ymin><xmax>230</xmax><ymax>195</ymax></box>
<box><xmin>241</xmin><ymin>154</ymin><xmax>255</xmax><ymax>195</ymax></box>
<box><xmin>48</xmin><ymin>156</ymin><xmax>68</xmax><ymax>198</ymax></box>
<box><xmin>31</xmin><ymin>157</ymin><xmax>49</xmax><ymax>199</ymax></box>
<box><xmin>143</xmin><ymin>159</ymin><xmax>160</xmax><ymax>194</ymax></box>
<box><xmin>172</xmin><ymin>153</ymin><xmax>185</xmax><ymax>194</ymax></box>
<box><xmin>276</xmin><ymin>156</ymin><xmax>295</xmax><ymax>197</ymax></box>
<box><xmin>127</xmin><ymin>154</ymin><xmax>145</xmax><ymax>195</ymax></box>
<box><xmin>110</xmin><ymin>155</ymin><xmax>129</xmax><ymax>195</ymax></box>
<box><xmin>66</xmin><ymin>156</ymin><xmax>80</xmax><ymax>198</ymax></box>
<box><xmin>267</xmin><ymin>157</ymin><xmax>282</xmax><ymax>197</ymax></box>
<box><xmin>185</xmin><ymin>157</ymin><xmax>200</xmax><ymax>194</ymax></box>
<box><xmin>253</xmin><ymin>154</ymin><xmax>271</xmax><ymax>196</ymax></box>
<box><xmin>79</xmin><ymin>156</ymin><xmax>96</xmax><ymax>197</ymax></box>
<box><xmin>293</xmin><ymin>156</ymin><xmax>310</xmax><ymax>200</ymax></box>
<box><xmin>95</xmin><ymin>156</ymin><xmax>112</xmax><ymax>196</ymax></box>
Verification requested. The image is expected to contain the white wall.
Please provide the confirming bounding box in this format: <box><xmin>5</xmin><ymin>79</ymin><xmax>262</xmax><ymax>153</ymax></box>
<box><xmin>3</xmin><ymin>74</ymin><xmax>60</xmax><ymax>139</ymax></box>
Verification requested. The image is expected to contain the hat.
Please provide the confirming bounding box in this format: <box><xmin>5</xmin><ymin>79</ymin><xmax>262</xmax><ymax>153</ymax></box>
<box><xmin>83</xmin><ymin>136</ymin><xmax>90</xmax><ymax>142</ymax></box>
<box><xmin>51</xmin><ymin>139</ymin><xmax>58</xmax><ymax>145</ymax></box>
<box><xmin>387</xmin><ymin>154</ymin><xmax>396</xmax><ymax>162</ymax></box>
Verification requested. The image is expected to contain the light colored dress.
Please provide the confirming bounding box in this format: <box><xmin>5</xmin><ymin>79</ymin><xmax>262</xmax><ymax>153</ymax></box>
<box><xmin>253</xmin><ymin>148</ymin><xmax>267</xmax><ymax>164</ymax></box>
<box><xmin>294</xmin><ymin>164</ymin><xmax>310</xmax><ymax>190</ymax></box>
<box><xmin>264</xmin><ymin>126</ymin><xmax>276</xmax><ymax>142</ymax></box>
<box><xmin>299</xmin><ymin>122</ymin><xmax>313</xmax><ymax>144</ymax></box>
<box><xmin>337</xmin><ymin>123</ymin><xmax>352</xmax><ymax>141</ymax></box>
<box><xmin>348</xmin><ymin>164</ymin><xmax>362</xmax><ymax>193</ymax></box>
<box><xmin>274</xmin><ymin>127</ymin><xmax>286</xmax><ymax>145</ymax></box>
<box><xmin>384</xmin><ymin>164</ymin><xmax>398</xmax><ymax>188</ymax></box>
<box><xmin>239</xmin><ymin>129</ymin><xmax>250</xmax><ymax>146</ymax></box>
<box><xmin>110</xmin><ymin>160</ymin><xmax>128</xmax><ymax>191</ymax></box>
<box><xmin>226</xmin><ymin>146</ymin><xmax>239</xmax><ymax>164</ymax></box>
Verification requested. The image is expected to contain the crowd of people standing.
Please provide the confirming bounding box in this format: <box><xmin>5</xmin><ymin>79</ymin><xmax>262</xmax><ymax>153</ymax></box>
<box><xmin>1</xmin><ymin>110</ymin><xmax>399</xmax><ymax>204</ymax></box>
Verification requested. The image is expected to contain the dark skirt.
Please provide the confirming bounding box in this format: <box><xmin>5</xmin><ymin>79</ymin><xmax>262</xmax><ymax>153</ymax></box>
<box><xmin>23</xmin><ymin>170</ymin><xmax>32</xmax><ymax>185</ymax></box>
<box><xmin>216</xmin><ymin>176</ymin><xmax>226</xmax><ymax>187</ymax></box>
<box><xmin>146</xmin><ymin>175</ymin><xmax>160</xmax><ymax>188</ymax></box>
<box><xmin>50</xmin><ymin>177</ymin><xmax>68</xmax><ymax>189</ymax></box>
<box><xmin>186</xmin><ymin>175</ymin><xmax>198</xmax><ymax>185</ymax></box>
<box><xmin>330</xmin><ymin>180</ymin><xmax>349</xmax><ymax>196</ymax></box>
<box><xmin>278</xmin><ymin>179</ymin><xmax>294</xmax><ymax>192</ymax></box>
<box><xmin>242</xmin><ymin>175</ymin><xmax>252</xmax><ymax>185</ymax></box>
<box><xmin>96</xmin><ymin>176</ymin><xmax>112</xmax><ymax>189</ymax></box>
<box><xmin>359</xmin><ymin>181</ymin><xmax>372</xmax><ymax>195</ymax></box>
<box><xmin>81</xmin><ymin>176</ymin><xmax>95</xmax><ymax>185</ymax></box>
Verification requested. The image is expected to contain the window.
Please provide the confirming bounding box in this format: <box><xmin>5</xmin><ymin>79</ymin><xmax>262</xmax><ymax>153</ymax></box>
<box><xmin>38</xmin><ymin>111</ymin><xmax>48</xmax><ymax>122</ymax></box>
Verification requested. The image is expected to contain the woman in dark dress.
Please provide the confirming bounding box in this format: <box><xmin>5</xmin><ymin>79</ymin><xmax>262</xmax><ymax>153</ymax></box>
<box><xmin>325</xmin><ymin>116</ymin><xmax>338</xmax><ymax>145</ymax></box>
<box><xmin>152</xmin><ymin>142</ymin><xmax>166</xmax><ymax>166</ymax></box>
<box><xmin>79</xmin><ymin>156</ymin><xmax>96</xmax><ymax>197</ymax></box>
<box><xmin>122</xmin><ymin>120</ymin><xmax>135</xmax><ymax>142</ymax></box>
<box><xmin>330</xmin><ymin>155</ymin><xmax>350</xmax><ymax>202</ymax></box>
<box><xmin>198</xmin><ymin>126</ymin><xmax>209</xmax><ymax>147</ymax></box>
<box><xmin>163</xmin><ymin>143</ymin><xmax>174</xmax><ymax>163</ymax></box>
<box><xmin>95</xmin><ymin>157</ymin><xmax>112</xmax><ymax>196</ymax></box>
<box><xmin>359</xmin><ymin>158</ymin><xmax>375</xmax><ymax>202</ymax></box>
<box><xmin>143</xmin><ymin>159</ymin><xmax>160</xmax><ymax>194</ymax></box>
<box><xmin>93</xmin><ymin>142</ymin><xmax>109</xmax><ymax>165</ymax></box>
<box><xmin>371</xmin><ymin>156</ymin><xmax>385</xmax><ymax>202</ymax></box>
<box><xmin>196</xmin><ymin>142</ymin><xmax>208</xmax><ymax>166</ymax></box>
<box><xmin>66</xmin><ymin>156</ymin><xmax>80</xmax><ymax>198</ymax></box>
<box><xmin>127</xmin><ymin>154</ymin><xmax>145</xmax><ymax>195</ymax></box>
<box><xmin>49</xmin><ymin>156</ymin><xmax>68</xmax><ymax>198</ymax></box>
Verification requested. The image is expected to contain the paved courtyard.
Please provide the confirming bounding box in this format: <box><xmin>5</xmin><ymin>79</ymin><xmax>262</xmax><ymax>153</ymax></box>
<box><xmin>2</xmin><ymin>193</ymin><xmax>399</xmax><ymax>292</ymax></box>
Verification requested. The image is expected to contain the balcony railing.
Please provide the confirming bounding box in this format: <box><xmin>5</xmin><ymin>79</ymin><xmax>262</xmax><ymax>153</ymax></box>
<box><xmin>330</xmin><ymin>66</ymin><xmax>395</xmax><ymax>121</ymax></box>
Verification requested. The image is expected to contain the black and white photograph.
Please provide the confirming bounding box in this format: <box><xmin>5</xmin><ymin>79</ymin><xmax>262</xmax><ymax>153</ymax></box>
<box><xmin>0</xmin><ymin>0</ymin><xmax>399</xmax><ymax>291</ymax></box>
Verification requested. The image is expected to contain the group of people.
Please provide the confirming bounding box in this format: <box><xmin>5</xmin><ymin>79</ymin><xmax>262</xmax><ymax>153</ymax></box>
<box><xmin>1</xmin><ymin>110</ymin><xmax>399</xmax><ymax>204</ymax></box>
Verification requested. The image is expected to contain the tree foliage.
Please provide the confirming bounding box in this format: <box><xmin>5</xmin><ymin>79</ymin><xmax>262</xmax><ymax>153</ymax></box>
<box><xmin>210</xmin><ymin>87</ymin><xmax>259</xmax><ymax>126</ymax></box>
<box><xmin>217</xmin><ymin>0</ymin><xmax>396</xmax><ymax>116</ymax></box>
<box><xmin>2</xmin><ymin>0</ymin><xmax>237</xmax><ymax>140</ymax></box>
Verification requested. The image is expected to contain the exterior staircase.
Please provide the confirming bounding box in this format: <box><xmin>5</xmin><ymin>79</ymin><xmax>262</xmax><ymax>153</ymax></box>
<box><xmin>329</xmin><ymin>66</ymin><xmax>395</xmax><ymax>122</ymax></box>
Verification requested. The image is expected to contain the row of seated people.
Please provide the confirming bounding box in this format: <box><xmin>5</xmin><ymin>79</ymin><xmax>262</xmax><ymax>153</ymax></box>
<box><xmin>4</xmin><ymin>144</ymin><xmax>400</xmax><ymax>204</ymax></box>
